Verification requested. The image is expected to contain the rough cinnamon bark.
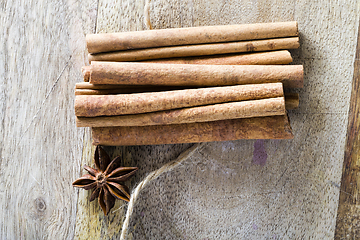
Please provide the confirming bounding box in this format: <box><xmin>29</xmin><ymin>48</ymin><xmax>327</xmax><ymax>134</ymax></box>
<box><xmin>75</xmin><ymin>88</ymin><xmax>297</xmax><ymax>110</ymax></box>
<box><xmin>74</xmin><ymin>86</ymin><xmax>185</xmax><ymax>95</ymax></box>
<box><xmin>81</xmin><ymin>66</ymin><xmax>91</xmax><ymax>82</ymax></box>
<box><xmin>75</xmin><ymin>89</ymin><xmax>134</xmax><ymax>95</ymax></box>
<box><xmin>76</xmin><ymin>97</ymin><xmax>285</xmax><ymax>127</ymax></box>
<box><xmin>87</xmin><ymin>38</ymin><xmax>298</xmax><ymax>62</ymax></box>
<box><xmin>75</xmin><ymin>83</ymin><xmax>283</xmax><ymax>117</ymax></box>
<box><xmin>284</xmin><ymin>93</ymin><xmax>299</xmax><ymax>110</ymax></box>
<box><xmin>145</xmin><ymin>50</ymin><xmax>293</xmax><ymax>65</ymax></box>
<box><xmin>75</xmin><ymin>83</ymin><xmax>188</xmax><ymax>95</ymax></box>
<box><xmin>76</xmin><ymin>82</ymin><xmax>149</xmax><ymax>89</ymax></box>
<box><xmin>75</xmin><ymin>84</ymin><xmax>297</xmax><ymax>100</ymax></box>
<box><xmin>91</xmin><ymin>115</ymin><xmax>293</xmax><ymax>146</ymax></box>
<box><xmin>86</xmin><ymin>22</ymin><xmax>298</xmax><ymax>53</ymax></box>
<box><xmin>89</xmin><ymin>62</ymin><xmax>304</xmax><ymax>88</ymax></box>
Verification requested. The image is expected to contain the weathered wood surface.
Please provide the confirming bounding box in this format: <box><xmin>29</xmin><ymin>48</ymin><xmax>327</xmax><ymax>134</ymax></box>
<box><xmin>1</xmin><ymin>0</ymin><xmax>359</xmax><ymax>239</ymax></box>
<box><xmin>74</xmin><ymin>0</ymin><xmax>360</xmax><ymax>240</ymax></box>
<box><xmin>0</xmin><ymin>0</ymin><xmax>97</xmax><ymax>239</ymax></box>
<box><xmin>335</xmin><ymin>19</ymin><xmax>360</xmax><ymax>239</ymax></box>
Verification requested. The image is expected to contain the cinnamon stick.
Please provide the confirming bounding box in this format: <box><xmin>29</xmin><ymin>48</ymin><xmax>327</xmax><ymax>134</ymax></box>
<box><xmin>75</xmin><ymin>88</ymin><xmax>297</xmax><ymax>110</ymax></box>
<box><xmin>74</xmin><ymin>85</ymin><xmax>299</xmax><ymax>110</ymax></box>
<box><xmin>91</xmin><ymin>115</ymin><xmax>294</xmax><ymax>146</ymax></box>
<box><xmin>76</xmin><ymin>97</ymin><xmax>285</xmax><ymax>127</ymax></box>
<box><xmin>75</xmin><ymin>83</ymin><xmax>284</xmax><ymax>117</ymax></box>
<box><xmin>86</xmin><ymin>22</ymin><xmax>298</xmax><ymax>53</ymax></box>
<box><xmin>284</xmin><ymin>93</ymin><xmax>299</xmax><ymax>110</ymax></box>
<box><xmin>89</xmin><ymin>62</ymin><xmax>304</xmax><ymax>88</ymax></box>
<box><xmin>144</xmin><ymin>50</ymin><xmax>293</xmax><ymax>65</ymax></box>
<box><xmin>81</xmin><ymin>66</ymin><xmax>91</xmax><ymax>82</ymax></box>
<box><xmin>75</xmin><ymin>89</ymin><xmax>133</xmax><ymax>95</ymax></box>
<box><xmin>75</xmin><ymin>84</ymin><xmax>297</xmax><ymax>98</ymax></box>
<box><xmin>74</xmin><ymin>86</ymin><xmax>185</xmax><ymax>95</ymax></box>
<box><xmin>76</xmin><ymin>82</ymin><xmax>148</xmax><ymax>89</ymax></box>
<box><xmin>87</xmin><ymin>38</ymin><xmax>298</xmax><ymax>62</ymax></box>
<box><xmin>75</xmin><ymin>83</ymin><xmax>187</xmax><ymax>95</ymax></box>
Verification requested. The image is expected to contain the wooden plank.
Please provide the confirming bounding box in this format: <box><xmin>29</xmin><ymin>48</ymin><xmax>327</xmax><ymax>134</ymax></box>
<box><xmin>335</xmin><ymin>18</ymin><xmax>360</xmax><ymax>239</ymax></box>
<box><xmin>74</xmin><ymin>0</ymin><xmax>359</xmax><ymax>239</ymax></box>
<box><xmin>74</xmin><ymin>1</ymin><xmax>153</xmax><ymax>239</ymax></box>
<box><xmin>0</xmin><ymin>0</ymin><xmax>97</xmax><ymax>239</ymax></box>
<box><xmin>294</xmin><ymin>0</ymin><xmax>359</xmax><ymax>60</ymax></box>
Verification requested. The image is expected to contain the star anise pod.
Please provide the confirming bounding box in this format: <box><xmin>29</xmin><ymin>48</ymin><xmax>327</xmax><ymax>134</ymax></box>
<box><xmin>73</xmin><ymin>146</ymin><xmax>138</xmax><ymax>215</ymax></box>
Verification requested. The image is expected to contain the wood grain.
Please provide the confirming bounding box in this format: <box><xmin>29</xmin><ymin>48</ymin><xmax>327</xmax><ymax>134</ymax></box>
<box><xmin>73</xmin><ymin>0</ymin><xmax>360</xmax><ymax>239</ymax></box>
<box><xmin>0</xmin><ymin>0</ymin><xmax>97</xmax><ymax>239</ymax></box>
<box><xmin>335</xmin><ymin>18</ymin><xmax>360</xmax><ymax>239</ymax></box>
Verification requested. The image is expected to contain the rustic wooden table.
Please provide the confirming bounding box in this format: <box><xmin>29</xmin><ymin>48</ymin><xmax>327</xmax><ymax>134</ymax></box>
<box><xmin>1</xmin><ymin>0</ymin><xmax>359</xmax><ymax>239</ymax></box>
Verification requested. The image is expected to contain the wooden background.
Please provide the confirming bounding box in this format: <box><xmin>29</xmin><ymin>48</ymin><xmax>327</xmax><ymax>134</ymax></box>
<box><xmin>1</xmin><ymin>0</ymin><xmax>359</xmax><ymax>239</ymax></box>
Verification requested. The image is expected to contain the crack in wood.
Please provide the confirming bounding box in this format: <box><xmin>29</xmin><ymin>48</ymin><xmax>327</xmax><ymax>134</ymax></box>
<box><xmin>15</xmin><ymin>56</ymin><xmax>72</xmax><ymax>148</ymax></box>
<box><xmin>335</xmin><ymin>17</ymin><xmax>360</xmax><ymax>239</ymax></box>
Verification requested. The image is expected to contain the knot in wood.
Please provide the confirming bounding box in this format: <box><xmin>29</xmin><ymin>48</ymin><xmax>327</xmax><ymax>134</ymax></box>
<box><xmin>35</xmin><ymin>197</ymin><xmax>46</xmax><ymax>212</ymax></box>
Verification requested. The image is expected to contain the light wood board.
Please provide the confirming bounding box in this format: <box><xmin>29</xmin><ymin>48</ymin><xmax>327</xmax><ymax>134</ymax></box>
<box><xmin>0</xmin><ymin>0</ymin><xmax>97</xmax><ymax>239</ymax></box>
<box><xmin>74</xmin><ymin>0</ymin><xmax>360</xmax><ymax>239</ymax></box>
<box><xmin>1</xmin><ymin>0</ymin><xmax>359</xmax><ymax>239</ymax></box>
<box><xmin>335</xmin><ymin>19</ymin><xmax>360</xmax><ymax>239</ymax></box>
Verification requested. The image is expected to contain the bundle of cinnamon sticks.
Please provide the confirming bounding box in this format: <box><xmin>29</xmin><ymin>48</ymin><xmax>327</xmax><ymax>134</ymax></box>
<box><xmin>75</xmin><ymin>22</ymin><xmax>303</xmax><ymax>146</ymax></box>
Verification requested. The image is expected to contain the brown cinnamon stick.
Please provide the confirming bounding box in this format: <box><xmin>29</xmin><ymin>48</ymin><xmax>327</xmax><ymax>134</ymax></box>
<box><xmin>89</xmin><ymin>62</ymin><xmax>304</xmax><ymax>88</ymax></box>
<box><xmin>76</xmin><ymin>97</ymin><xmax>285</xmax><ymax>127</ymax></box>
<box><xmin>75</xmin><ymin>84</ymin><xmax>298</xmax><ymax>98</ymax></box>
<box><xmin>75</xmin><ymin>89</ymin><xmax>132</xmax><ymax>95</ymax></box>
<box><xmin>74</xmin><ymin>85</ymin><xmax>299</xmax><ymax>110</ymax></box>
<box><xmin>74</xmin><ymin>86</ymin><xmax>185</xmax><ymax>95</ymax></box>
<box><xmin>75</xmin><ymin>83</ymin><xmax>186</xmax><ymax>94</ymax></box>
<box><xmin>91</xmin><ymin>115</ymin><xmax>293</xmax><ymax>146</ymax></box>
<box><xmin>88</xmin><ymin>38</ymin><xmax>298</xmax><ymax>62</ymax></box>
<box><xmin>145</xmin><ymin>50</ymin><xmax>293</xmax><ymax>65</ymax></box>
<box><xmin>284</xmin><ymin>93</ymin><xmax>299</xmax><ymax>110</ymax></box>
<box><xmin>76</xmin><ymin>82</ymin><xmax>147</xmax><ymax>89</ymax></box>
<box><xmin>81</xmin><ymin>66</ymin><xmax>91</xmax><ymax>82</ymax></box>
<box><xmin>75</xmin><ymin>83</ymin><xmax>283</xmax><ymax>117</ymax></box>
<box><xmin>86</xmin><ymin>22</ymin><xmax>298</xmax><ymax>53</ymax></box>
<box><xmin>75</xmin><ymin>88</ymin><xmax>297</xmax><ymax>110</ymax></box>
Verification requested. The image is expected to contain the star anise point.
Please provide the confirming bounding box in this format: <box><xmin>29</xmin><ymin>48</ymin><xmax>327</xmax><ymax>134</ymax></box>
<box><xmin>73</xmin><ymin>146</ymin><xmax>137</xmax><ymax>215</ymax></box>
